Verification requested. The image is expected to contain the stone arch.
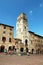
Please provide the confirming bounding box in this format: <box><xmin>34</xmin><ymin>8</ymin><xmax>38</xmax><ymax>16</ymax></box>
<box><xmin>26</xmin><ymin>47</ymin><xmax>28</xmax><ymax>52</ymax></box>
<box><xmin>25</xmin><ymin>39</ymin><xmax>28</xmax><ymax>46</ymax></box>
<box><xmin>8</xmin><ymin>46</ymin><xmax>15</xmax><ymax>51</ymax></box>
<box><xmin>31</xmin><ymin>49</ymin><xmax>34</xmax><ymax>54</ymax></box>
<box><xmin>8</xmin><ymin>46</ymin><xmax>12</xmax><ymax>50</ymax></box>
<box><xmin>13</xmin><ymin>46</ymin><xmax>15</xmax><ymax>49</ymax></box>
<box><xmin>20</xmin><ymin>43</ymin><xmax>24</xmax><ymax>52</ymax></box>
<box><xmin>20</xmin><ymin>47</ymin><xmax>24</xmax><ymax>52</ymax></box>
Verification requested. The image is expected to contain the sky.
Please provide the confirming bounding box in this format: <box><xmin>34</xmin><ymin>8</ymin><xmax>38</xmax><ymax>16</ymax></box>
<box><xmin>0</xmin><ymin>0</ymin><xmax>43</xmax><ymax>38</ymax></box>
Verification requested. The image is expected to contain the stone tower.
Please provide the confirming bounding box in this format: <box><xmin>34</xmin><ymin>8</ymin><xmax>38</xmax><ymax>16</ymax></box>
<box><xmin>16</xmin><ymin>13</ymin><xmax>30</xmax><ymax>48</ymax></box>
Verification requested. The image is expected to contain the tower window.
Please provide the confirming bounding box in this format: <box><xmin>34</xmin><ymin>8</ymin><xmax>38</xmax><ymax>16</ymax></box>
<box><xmin>25</xmin><ymin>26</ymin><xmax>26</xmax><ymax>29</ymax></box>
<box><xmin>24</xmin><ymin>26</ymin><xmax>26</xmax><ymax>30</ymax></box>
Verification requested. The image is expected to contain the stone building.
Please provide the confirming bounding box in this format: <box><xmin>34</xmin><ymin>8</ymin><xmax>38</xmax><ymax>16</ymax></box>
<box><xmin>29</xmin><ymin>31</ymin><xmax>43</xmax><ymax>54</ymax></box>
<box><xmin>11</xmin><ymin>38</ymin><xmax>22</xmax><ymax>52</ymax></box>
<box><xmin>16</xmin><ymin>13</ymin><xmax>43</xmax><ymax>53</ymax></box>
<box><xmin>0</xmin><ymin>13</ymin><xmax>43</xmax><ymax>54</ymax></box>
<box><xmin>0</xmin><ymin>23</ymin><xmax>14</xmax><ymax>52</ymax></box>
<box><xmin>16</xmin><ymin>13</ymin><xmax>30</xmax><ymax>51</ymax></box>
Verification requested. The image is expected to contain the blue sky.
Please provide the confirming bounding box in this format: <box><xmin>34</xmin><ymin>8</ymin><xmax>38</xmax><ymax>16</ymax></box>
<box><xmin>0</xmin><ymin>0</ymin><xmax>43</xmax><ymax>38</ymax></box>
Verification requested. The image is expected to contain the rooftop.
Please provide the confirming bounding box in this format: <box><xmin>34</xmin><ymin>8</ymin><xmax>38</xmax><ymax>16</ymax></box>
<box><xmin>29</xmin><ymin>31</ymin><xmax>43</xmax><ymax>38</ymax></box>
<box><xmin>0</xmin><ymin>23</ymin><xmax>14</xmax><ymax>28</ymax></box>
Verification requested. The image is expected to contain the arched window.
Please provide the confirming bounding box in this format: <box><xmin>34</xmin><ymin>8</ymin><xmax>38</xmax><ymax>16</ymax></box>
<box><xmin>2</xmin><ymin>37</ymin><xmax>6</xmax><ymax>42</ymax></box>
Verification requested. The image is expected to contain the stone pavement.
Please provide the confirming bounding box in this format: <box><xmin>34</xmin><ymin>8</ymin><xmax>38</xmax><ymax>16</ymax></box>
<box><xmin>0</xmin><ymin>53</ymin><xmax>43</xmax><ymax>65</ymax></box>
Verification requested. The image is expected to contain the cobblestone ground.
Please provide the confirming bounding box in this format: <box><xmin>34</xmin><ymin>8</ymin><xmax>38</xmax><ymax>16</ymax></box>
<box><xmin>0</xmin><ymin>53</ymin><xmax>43</xmax><ymax>65</ymax></box>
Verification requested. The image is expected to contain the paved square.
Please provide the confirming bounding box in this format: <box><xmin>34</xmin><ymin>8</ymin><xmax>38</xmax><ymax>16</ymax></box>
<box><xmin>0</xmin><ymin>53</ymin><xmax>43</xmax><ymax>65</ymax></box>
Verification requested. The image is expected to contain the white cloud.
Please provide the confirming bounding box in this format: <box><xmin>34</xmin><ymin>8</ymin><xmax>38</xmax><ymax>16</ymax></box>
<box><xmin>40</xmin><ymin>4</ymin><xmax>43</xmax><ymax>7</ymax></box>
<box><xmin>29</xmin><ymin>10</ymin><xmax>32</xmax><ymax>15</ymax></box>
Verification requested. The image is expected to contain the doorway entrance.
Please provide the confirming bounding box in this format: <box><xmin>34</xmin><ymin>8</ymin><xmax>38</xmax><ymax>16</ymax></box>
<box><xmin>20</xmin><ymin>47</ymin><xmax>24</xmax><ymax>52</ymax></box>
<box><xmin>32</xmin><ymin>49</ymin><xmax>34</xmax><ymax>54</ymax></box>
<box><xmin>0</xmin><ymin>45</ymin><xmax>5</xmax><ymax>52</ymax></box>
<box><xmin>25</xmin><ymin>39</ymin><xmax>28</xmax><ymax>46</ymax></box>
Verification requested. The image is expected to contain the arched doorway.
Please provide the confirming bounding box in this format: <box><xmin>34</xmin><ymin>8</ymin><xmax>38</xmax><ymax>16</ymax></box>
<box><xmin>25</xmin><ymin>39</ymin><xmax>28</xmax><ymax>46</ymax></box>
<box><xmin>0</xmin><ymin>45</ymin><xmax>5</xmax><ymax>52</ymax></box>
<box><xmin>25</xmin><ymin>39</ymin><xmax>28</xmax><ymax>53</ymax></box>
<box><xmin>32</xmin><ymin>49</ymin><xmax>34</xmax><ymax>54</ymax></box>
<box><xmin>8</xmin><ymin>46</ymin><xmax>12</xmax><ymax>50</ymax></box>
<box><xmin>8</xmin><ymin>46</ymin><xmax>15</xmax><ymax>51</ymax></box>
<box><xmin>26</xmin><ymin>48</ymin><xmax>28</xmax><ymax>53</ymax></box>
<box><xmin>20</xmin><ymin>47</ymin><xmax>24</xmax><ymax>52</ymax></box>
<box><xmin>13</xmin><ymin>46</ymin><xmax>15</xmax><ymax>50</ymax></box>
